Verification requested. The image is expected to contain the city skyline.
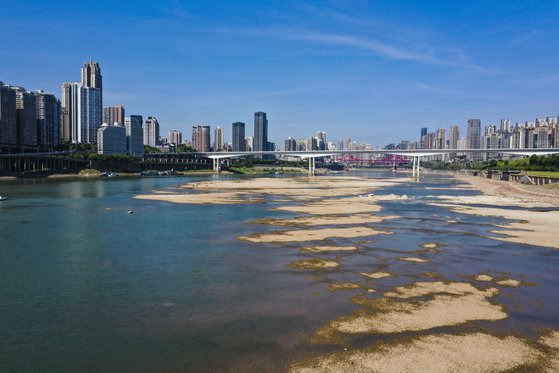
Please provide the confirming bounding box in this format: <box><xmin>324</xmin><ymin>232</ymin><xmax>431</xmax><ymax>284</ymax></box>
<box><xmin>2</xmin><ymin>1</ymin><xmax>559</xmax><ymax>145</ymax></box>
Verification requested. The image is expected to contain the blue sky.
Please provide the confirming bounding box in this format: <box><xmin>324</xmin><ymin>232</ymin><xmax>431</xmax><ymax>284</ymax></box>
<box><xmin>2</xmin><ymin>0</ymin><xmax>559</xmax><ymax>146</ymax></box>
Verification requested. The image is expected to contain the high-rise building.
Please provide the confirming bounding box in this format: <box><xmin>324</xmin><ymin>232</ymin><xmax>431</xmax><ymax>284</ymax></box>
<box><xmin>232</xmin><ymin>122</ymin><xmax>245</xmax><ymax>151</ymax></box>
<box><xmin>35</xmin><ymin>90</ymin><xmax>60</xmax><ymax>147</ymax></box>
<box><xmin>0</xmin><ymin>81</ymin><xmax>17</xmax><ymax>145</ymax></box>
<box><xmin>79</xmin><ymin>86</ymin><xmax>102</xmax><ymax>144</ymax></box>
<box><xmin>253</xmin><ymin>112</ymin><xmax>268</xmax><ymax>156</ymax></box>
<box><xmin>124</xmin><ymin>115</ymin><xmax>144</xmax><ymax>156</ymax></box>
<box><xmin>97</xmin><ymin>123</ymin><xmax>126</xmax><ymax>154</ymax></box>
<box><xmin>12</xmin><ymin>86</ymin><xmax>37</xmax><ymax>146</ymax></box>
<box><xmin>449</xmin><ymin>125</ymin><xmax>460</xmax><ymax>149</ymax></box>
<box><xmin>192</xmin><ymin>125</ymin><xmax>210</xmax><ymax>152</ymax></box>
<box><xmin>337</xmin><ymin>138</ymin><xmax>344</xmax><ymax>151</ymax></box>
<box><xmin>81</xmin><ymin>61</ymin><xmax>102</xmax><ymax>90</ymax></box>
<box><xmin>214</xmin><ymin>126</ymin><xmax>224</xmax><ymax>151</ymax></box>
<box><xmin>61</xmin><ymin>82</ymin><xmax>77</xmax><ymax>142</ymax></box>
<box><xmin>143</xmin><ymin>117</ymin><xmax>160</xmax><ymax>147</ymax></box>
<box><xmin>168</xmin><ymin>129</ymin><xmax>182</xmax><ymax>146</ymax></box>
<box><xmin>245</xmin><ymin>136</ymin><xmax>253</xmax><ymax>152</ymax></box>
<box><xmin>103</xmin><ymin>105</ymin><xmax>125</xmax><ymax>125</ymax></box>
<box><xmin>285</xmin><ymin>137</ymin><xmax>296</xmax><ymax>151</ymax></box>
<box><xmin>467</xmin><ymin>119</ymin><xmax>481</xmax><ymax>161</ymax></box>
<box><xmin>61</xmin><ymin>82</ymin><xmax>101</xmax><ymax>144</ymax></box>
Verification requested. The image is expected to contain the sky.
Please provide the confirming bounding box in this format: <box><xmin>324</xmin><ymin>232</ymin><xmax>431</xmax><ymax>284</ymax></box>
<box><xmin>2</xmin><ymin>0</ymin><xmax>559</xmax><ymax>146</ymax></box>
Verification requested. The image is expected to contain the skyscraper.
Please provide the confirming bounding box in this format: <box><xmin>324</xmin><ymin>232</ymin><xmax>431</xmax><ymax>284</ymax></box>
<box><xmin>214</xmin><ymin>126</ymin><xmax>224</xmax><ymax>151</ymax></box>
<box><xmin>12</xmin><ymin>86</ymin><xmax>37</xmax><ymax>146</ymax></box>
<box><xmin>192</xmin><ymin>125</ymin><xmax>210</xmax><ymax>152</ymax></box>
<box><xmin>337</xmin><ymin>138</ymin><xmax>344</xmax><ymax>151</ymax></box>
<box><xmin>35</xmin><ymin>90</ymin><xmax>61</xmax><ymax>147</ymax></box>
<box><xmin>449</xmin><ymin>125</ymin><xmax>460</xmax><ymax>149</ymax></box>
<box><xmin>0</xmin><ymin>81</ymin><xmax>17</xmax><ymax>145</ymax></box>
<box><xmin>285</xmin><ymin>137</ymin><xmax>296</xmax><ymax>151</ymax></box>
<box><xmin>125</xmin><ymin>115</ymin><xmax>144</xmax><ymax>156</ymax></box>
<box><xmin>81</xmin><ymin>61</ymin><xmax>102</xmax><ymax>90</ymax></box>
<box><xmin>168</xmin><ymin>130</ymin><xmax>182</xmax><ymax>146</ymax></box>
<box><xmin>103</xmin><ymin>105</ymin><xmax>125</xmax><ymax>125</ymax></box>
<box><xmin>467</xmin><ymin>119</ymin><xmax>481</xmax><ymax>161</ymax></box>
<box><xmin>143</xmin><ymin>117</ymin><xmax>160</xmax><ymax>147</ymax></box>
<box><xmin>253</xmin><ymin>112</ymin><xmax>268</xmax><ymax>156</ymax></box>
<box><xmin>61</xmin><ymin>82</ymin><xmax>77</xmax><ymax>142</ymax></box>
<box><xmin>79</xmin><ymin>86</ymin><xmax>102</xmax><ymax>143</ymax></box>
<box><xmin>232</xmin><ymin>122</ymin><xmax>245</xmax><ymax>151</ymax></box>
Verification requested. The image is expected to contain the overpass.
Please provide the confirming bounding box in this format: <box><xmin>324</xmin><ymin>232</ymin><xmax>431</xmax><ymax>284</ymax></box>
<box><xmin>201</xmin><ymin>148</ymin><xmax>559</xmax><ymax>176</ymax></box>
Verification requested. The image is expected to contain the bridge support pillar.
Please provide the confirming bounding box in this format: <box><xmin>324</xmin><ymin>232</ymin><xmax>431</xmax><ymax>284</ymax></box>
<box><xmin>412</xmin><ymin>156</ymin><xmax>416</xmax><ymax>178</ymax></box>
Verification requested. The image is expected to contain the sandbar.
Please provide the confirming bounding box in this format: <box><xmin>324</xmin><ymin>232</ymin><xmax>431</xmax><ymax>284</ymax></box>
<box><xmin>397</xmin><ymin>257</ymin><xmax>430</xmax><ymax>263</ymax></box>
<box><xmin>252</xmin><ymin>214</ymin><xmax>398</xmax><ymax>227</ymax></box>
<box><xmin>328</xmin><ymin>282</ymin><xmax>361</xmax><ymax>291</ymax></box>
<box><xmin>359</xmin><ymin>272</ymin><xmax>392</xmax><ymax>279</ymax></box>
<box><xmin>301</xmin><ymin>246</ymin><xmax>358</xmax><ymax>253</ymax></box>
<box><xmin>290</xmin><ymin>258</ymin><xmax>340</xmax><ymax>270</ymax></box>
<box><xmin>238</xmin><ymin>226</ymin><xmax>390</xmax><ymax>243</ymax></box>
<box><xmin>292</xmin><ymin>333</ymin><xmax>540</xmax><ymax>373</ymax></box>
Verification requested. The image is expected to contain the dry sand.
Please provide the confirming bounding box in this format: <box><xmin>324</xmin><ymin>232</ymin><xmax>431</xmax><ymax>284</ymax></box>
<box><xmin>134</xmin><ymin>192</ymin><xmax>250</xmax><ymax>204</ymax></box>
<box><xmin>430</xmin><ymin>203</ymin><xmax>559</xmax><ymax>249</ymax></box>
<box><xmin>397</xmin><ymin>257</ymin><xmax>430</xmax><ymax>263</ymax></box>
<box><xmin>358</xmin><ymin>272</ymin><xmax>392</xmax><ymax>279</ymax></box>
<box><xmin>289</xmin><ymin>258</ymin><xmax>340</xmax><ymax>270</ymax></box>
<box><xmin>238</xmin><ymin>226</ymin><xmax>390</xmax><ymax>243</ymax></box>
<box><xmin>475</xmin><ymin>274</ymin><xmax>494</xmax><ymax>282</ymax></box>
<box><xmin>292</xmin><ymin>333</ymin><xmax>540</xmax><ymax>373</ymax></box>
<box><xmin>301</xmin><ymin>246</ymin><xmax>358</xmax><ymax>253</ymax></box>
<box><xmin>274</xmin><ymin>199</ymin><xmax>382</xmax><ymax>215</ymax></box>
<box><xmin>496</xmin><ymin>278</ymin><xmax>522</xmax><ymax>287</ymax></box>
<box><xmin>252</xmin><ymin>214</ymin><xmax>398</xmax><ymax>227</ymax></box>
<box><xmin>317</xmin><ymin>281</ymin><xmax>505</xmax><ymax>336</ymax></box>
<box><xmin>328</xmin><ymin>283</ymin><xmax>361</xmax><ymax>291</ymax></box>
<box><xmin>421</xmin><ymin>242</ymin><xmax>440</xmax><ymax>249</ymax></box>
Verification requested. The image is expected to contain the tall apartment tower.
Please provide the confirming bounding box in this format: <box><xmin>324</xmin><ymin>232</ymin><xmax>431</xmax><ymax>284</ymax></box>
<box><xmin>0</xmin><ymin>81</ymin><xmax>17</xmax><ymax>145</ymax></box>
<box><xmin>467</xmin><ymin>119</ymin><xmax>482</xmax><ymax>161</ymax></box>
<box><xmin>168</xmin><ymin>130</ymin><xmax>182</xmax><ymax>146</ymax></box>
<box><xmin>285</xmin><ymin>137</ymin><xmax>296</xmax><ymax>151</ymax></box>
<box><xmin>449</xmin><ymin>125</ymin><xmax>460</xmax><ymax>149</ymax></box>
<box><xmin>254</xmin><ymin>112</ymin><xmax>268</xmax><ymax>157</ymax></box>
<box><xmin>12</xmin><ymin>86</ymin><xmax>37</xmax><ymax>146</ymax></box>
<box><xmin>214</xmin><ymin>126</ymin><xmax>224</xmax><ymax>151</ymax></box>
<box><xmin>143</xmin><ymin>117</ymin><xmax>160</xmax><ymax>147</ymax></box>
<box><xmin>420</xmin><ymin>127</ymin><xmax>428</xmax><ymax>148</ymax></box>
<box><xmin>79</xmin><ymin>86</ymin><xmax>102</xmax><ymax>144</ymax></box>
<box><xmin>124</xmin><ymin>115</ymin><xmax>144</xmax><ymax>156</ymax></box>
<box><xmin>61</xmin><ymin>82</ymin><xmax>79</xmax><ymax>142</ymax></box>
<box><xmin>337</xmin><ymin>138</ymin><xmax>344</xmax><ymax>151</ymax></box>
<box><xmin>103</xmin><ymin>105</ymin><xmax>125</xmax><ymax>125</ymax></box>
<box><xmin>232</xmin><ymin>122</ymin><xmax>245</xmax><ymax>151</ymax></box>
<box><xmin>35</xmin><ymin>90</ymin><xmax>61</xmax><ymax>147</ymax></box>
<box><xmin>192</xmin><ymin>125</ymin><xmax>210</xmax><ymax>152</ymax></box>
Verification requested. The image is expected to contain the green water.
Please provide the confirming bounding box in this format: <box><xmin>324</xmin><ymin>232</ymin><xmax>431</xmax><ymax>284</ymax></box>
<box><xmin>1</xmin><ymin>173</ymin><xmax>558</xmax><ymax>372</ymax></box>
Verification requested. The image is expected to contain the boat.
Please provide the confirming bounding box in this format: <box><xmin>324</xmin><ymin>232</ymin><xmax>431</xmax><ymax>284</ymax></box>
<box><xmin>0</xmin><ymin>196</ymin><xmax>7</xmax><ymax>201</ymax></box>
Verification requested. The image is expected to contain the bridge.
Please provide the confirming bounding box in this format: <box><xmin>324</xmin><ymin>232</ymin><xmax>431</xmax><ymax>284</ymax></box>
<box><xmin>2</xmin><ymin>148</ymin><xmax>558</xmax><ymax>177</ymax></box>
<box><xmin>201</xmin><ymin>148</ymin><xmax>559</xmax><ymax>176</ymax></box>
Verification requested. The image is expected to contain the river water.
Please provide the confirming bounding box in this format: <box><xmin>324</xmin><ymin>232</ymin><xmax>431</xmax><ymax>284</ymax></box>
<box><xmin>1</xmin><ymin>172</ymin><xmax>558</xmax><ymax>371</ymax></box>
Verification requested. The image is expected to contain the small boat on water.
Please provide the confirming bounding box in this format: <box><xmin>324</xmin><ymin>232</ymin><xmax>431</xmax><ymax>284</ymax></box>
<box><xmin>0</xmin><ymin>196</ymin><xmax>7</xmax><ymax>201</ymax></box>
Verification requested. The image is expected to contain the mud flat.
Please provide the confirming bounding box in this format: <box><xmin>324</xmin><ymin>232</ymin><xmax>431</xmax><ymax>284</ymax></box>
<box><xmin>134</xmin><ymin>192</ymin><xmax>249</xmax><ymax>204</ymax></box>
<box><xmin>328</xmin><ymin>283</ymin><xmax>361</xmax><ymax>291</ymax></box>
<box><xmin>290</xmin><ymin>258</ymin><xmax>340</xmax><ymax>270</ymax></box>
<box><xmin>301</xmin><ymin>246</ymin><xmax>358</xmax><ymax>253</ymax></box>
<box><xmin>315</xmin><ymin>281</ymin><xmax>505</xmax><ymax>337</ymax></box>
<box><xmin>252</xmin><ymin>214</ymin><xmax>398</xmax><ymax>227</ymax></box>
<box><xmin>359</xmin><ymin>272</ymin><xmax>392</xmax><ymax>279</ymax></box>
<box><xmin>431</xmin><ymin>203</ymin><xmax>559</xmax><ymax>249</ymax></box>
<box><xmin>397</xmin><ymin>257</ymin><xmax>430</xmax><ymax>263</ymax></box>
<box><xmin>291</xmin><ymin>333</ymin><xmax>540</xmax><ymax>373</ymax></box>
<box><xmin>238</xmin><ymin>226</ymin><xmax>390</xmax><ymax>243</ymax></box>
